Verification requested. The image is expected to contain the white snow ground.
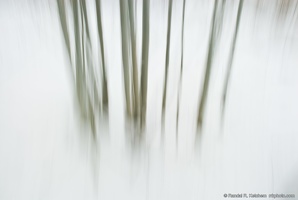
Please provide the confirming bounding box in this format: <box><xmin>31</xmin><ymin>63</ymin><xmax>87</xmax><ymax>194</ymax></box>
<box><xmin>1</xmin><ymin>0</ymin><xmax>298</xmax><ymax>200</ymax></box>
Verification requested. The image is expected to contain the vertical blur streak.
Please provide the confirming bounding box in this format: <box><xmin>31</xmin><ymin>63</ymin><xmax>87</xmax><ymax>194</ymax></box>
<box><xmin>196</xmin><ymin>0</ymin><xmax>219</xmax><ymax>133</ymax></box>
<box><xmin>161</xmin><ymin>0</ymin><xmax>173</xmax><ymax>133</ymax></box>
<box><xmin>81</xmin><ymin>0</ymin><xmax>99</xmax><ymax>115</ymax></box>
<box><xmin>57</xmin><ymin>0</ymin><xmax>73</xmax><ymax>77</ymax></box>
<box><xmin>221</xmin><ymin>0</ymin><xmax>243</xmax><ymax>123</ymax></box>
<box><xmin>95</xmin><ymin>0</ymin><xmax>109</xmax><ymax>109</ymax></box>
<box><xmin>128</xmin><ymin>0</ymin><xmax>140</xmax><ymax>122</ymax></box>
<box><xmin>277</xmin><ymin>0</ymin><xmax>291</xmax><ymax>19</ymax></box>
<box><xmin>120</xmin><ymin>0</ymin><xmax>133</xmax><ymax>119</ymax></box>
<box><xmin>80</xmin><ymin>0</ymin><xmax>96</xmax><ymax>135</ymax></box>
<box><xmin>214</xmin><ymin>0</ymin><xmax>226</xmax><ymax>44</ymax></box>
<box><xmin>73</xmin><ymin>0</ymin><xmax>85</xmax><ymax>118</ymax></box>
<box><xmin>73</xmin><ymin>0</ymin><xmax>96</xmax><ymax>136</ymax></box>
<box><xmin>176</xmin><ymin>0</ymin><xmax>186</xmax><ymax>148</ymax></box>
<box><xmin>140</xmin><ymin>0</ymin><xmax>150</xmax><ymax>131</ymax></box>
<box><xmin>57</xmin><ymin>0</ymin><xmax>99</xmax><ymax>138</ymax></box>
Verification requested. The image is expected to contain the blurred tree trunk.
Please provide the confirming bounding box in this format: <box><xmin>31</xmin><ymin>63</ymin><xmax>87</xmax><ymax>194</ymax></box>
<box><xmin>277</xmin><ymin>0</ymin><xmax>291</xmax><ymax>18</ymax></box>
<box><xmin>140</xmin><ymin>0</ymin><xmax>150</xmax><ymax>130</ymax></box>
<box><xmin>81</xmin><ymin>0</ymin><xmax>100</xmax><ymax>114</ymax></box>
<box><xmin>120</xmin><ymin>0</ymin><xmax>133</xmax><ymax>118</ymax></box>
<box><xmin>73</xmin><ymin>0</ymin><xmax>85</xmax><ymax>116</ymax></box>
<box><xmin>196</xmin><ymin>0</ymin><xmax>219</xmax><ymax>132</ymax></box>
<box><xmin>57</xmin><ymin>0</ymin><xmax>98</xmax><ymax>137</ymax></box>
<box><xmin>57</xmin><ymin>0</ymin><xmax>73</xmax><ymax>76</ymax></box>
<box><xmin>95</xmin><ymin>0</ymin><xmax>109</xmax><ymax>109</ymax></box>
<box><xmin>222</xmin><ymin>0</ymin><xmax>243</xmax><ymax>119</ymax></box>
<box><xmin>176</xmin><ymin>0</ymin><xmax>186</xmax><ymax>147</ymax></box>
<box><xmin>80</xmin><ymin>0</ymin><xmax>97</xmax><ymax>135</ymax></box>
<box><xmin>128</xmin><ymin>0</ymin><xmax>140</xmax><ymax>122</ymax></box>
<box><xmin>162</xmin><ymin>0</ymin><xmax>173</xmax><ymax>127</ymax></box>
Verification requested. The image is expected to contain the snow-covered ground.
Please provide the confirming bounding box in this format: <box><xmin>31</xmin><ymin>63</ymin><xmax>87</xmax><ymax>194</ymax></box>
<box><xmin>1</xmin><ymin>1</ymin><xmax>298</xmax><ymax>200</ymax></box>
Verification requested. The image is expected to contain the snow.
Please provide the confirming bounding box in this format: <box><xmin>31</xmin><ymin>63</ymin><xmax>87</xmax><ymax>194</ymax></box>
<box><xmin>1</xmin><ymin>0</ymin><xmax>298</xmax><ymax>200</ymax></box>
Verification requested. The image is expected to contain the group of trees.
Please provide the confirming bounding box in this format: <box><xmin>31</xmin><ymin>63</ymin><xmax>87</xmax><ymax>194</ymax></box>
<box><xmin>160</xmin><ymin>0</ymin><xmax>243</xmax><ymax>142</ymax></box>
<box><xmin>57</xmin><ymin>0</ymin><xmax>108</xmax><ymax>139</ymax></box>
<box><xmin>119</xmin><ymin>0</ymin><xmax>150</xmax><ymax>136</ymax></box>
<box><xmin>57</xmin><ymin>0</ymin><xmax>152</xmax><ymax>141</ymax></box>
<box><xmin>56</xmin><ymin>0</ymin><xmax>243</xmax><ymax>140</ymax></box>
<box><xmin>57</xmin><ymin>0</ymin><xmax>295</xmax><ymax>143</ymax></box>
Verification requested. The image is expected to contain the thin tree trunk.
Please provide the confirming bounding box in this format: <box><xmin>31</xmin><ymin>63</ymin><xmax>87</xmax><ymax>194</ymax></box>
<box><xmin>140</xmin><ymin>0</ymin><xmax>150</xmax><ymax>130</ymax></box>
<box><xmin>73</xmin><ymin>0</ymin><xmax>86</xmax><ymax>116</ymax></box>
<box><xmin>81</xmin><ymin>0</ymin><xmax>91</xmax><ymax>44</ymax></box>
<box><xmin>162</xmin><ymin>0</ymin><xmax>173</xmax><ymax>126</ymax></box>
<box><xmin>176</xmin><ymin>0</ymin><xmax>186</xmax><ymax>147</ymax></box>
<box><xmin>128</xmin><ymin>0</ymin><xmax>140</xmax><ymax>121</ymax></box>
<box><xmin>57</xmin><ymin>0</ymin><xmax>73</xmax><ymax>75</ymax></box>
<box><xmin>81</xmin><ymin>0</ymin><xmax>100</xmax><ymax>113</ymax></box>
<box><xmin>120</xmin><ymin>0</ymin><xmax>133</xmax><ymax>118</ymax></box>
<box><xmin>196</xmin><ymin>0</ymin><xmax>218</xmax><ymax>131</ymax></box>
<box><xmin>221</xmin><ymin>0</ymin><xmax>243</xmax><ymax>120</ymax></box>
<box><xmin>80</xmin><ymin>0</ymin><xmax>96</xmax><ymax>136</ymax></box>
<box><xmin>214</xmin><ymin>0</ymin><xmax>226</xmax><ymax>45</ymax></box>
<box><xmin>95</xmin><ymin>0</ymin><xmax>109</xmax><ymax>108</ymax></box>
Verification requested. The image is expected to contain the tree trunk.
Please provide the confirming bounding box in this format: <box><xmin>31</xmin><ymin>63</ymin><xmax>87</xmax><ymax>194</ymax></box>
<box><xmin>81</xmin><ymin>0</ymin><xmax>100</xmax><ymax>113</ymax></box>
<box><xmin>140</xmin><ymin>0</ymin><xmax>150</xmax><ymax>130</ymax></box>
<box><xmin>128</xmin><ymin>0</ymin><xmax>140</xmax><ymax>121</ymax></box>
<box><xmin>57</xmin><ymin>0</ymin><xmax>73</xmax><ymax>76</ymax></box>
<box><xmin>119</xmin><ymin>0</ymin><xmax>133</xmax><ymax>118</ymax></box>
<box><xmin>73</xmin><ymin>0</ymin><xmax>86</xmax><ymax>116</ymax></box>
<box><xmin>162</xmin><ymin>0</ymin><xmax>173</xmax><ymax>126</ymax></box>
<box><xmin>197</xmin><ymin>0</ymin><xmax>218</xmax><ymax>131</ymax></box>
<box><xmin>95</xmin><ymin>0</ymin><xmax>109</xmax><ymax>108</ymax></box>
<box><xmin>176</xmin><ymin>0</ymin><xmax>186</xmax><ymax>146</ymax></box>
<box><xmin>222</xmin><ymin>0</ymin><xmax>243</xmax><ymax>119</ymax></box>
